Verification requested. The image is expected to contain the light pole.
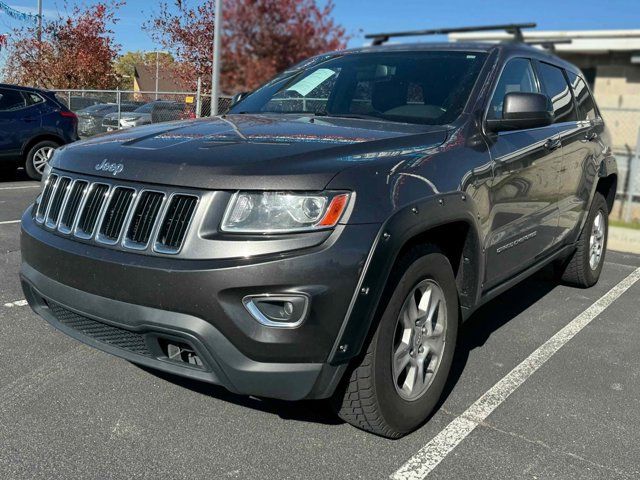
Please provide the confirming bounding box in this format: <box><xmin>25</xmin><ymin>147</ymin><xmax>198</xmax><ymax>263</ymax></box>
<box><xmin>149</xmin><ymin>50</ymin><xmax>169</xmax><ymax>100</ymax></box>
<box><xmin>37</xmin><ymin>0</ymin><xmax>42</xmax><ymax>42</ymax></box>
<box><xmin>211</xmin><ymin>0</ymin><xmax>223</xmax><ymax>116</ymax></box>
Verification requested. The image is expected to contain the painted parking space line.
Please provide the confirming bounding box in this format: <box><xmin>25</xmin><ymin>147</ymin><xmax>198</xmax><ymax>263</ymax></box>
<box><xmin>3</xmin><ymin>300</ymin><xmax>28</xmax><ymax>308</ymax></box>
<box><xmin>0</xmin><ymin>185</ymin><xmax>39</xmax><ymax>191</ymax></box>
<box><xmin>391</xmin><ymin>267</ymin><xmax>640</xmax><ymax>480</ymax></box>
<box><xmin>0</xmin><ymin>220</ymin><xmax>21</xmax><ymax>226</ymax></box>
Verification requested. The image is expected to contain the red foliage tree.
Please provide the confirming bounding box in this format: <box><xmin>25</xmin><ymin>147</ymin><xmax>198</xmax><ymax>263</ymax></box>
<box><xmin>147</xmin><ymin>0</ymin><xmax>348</xmax><ymax>93</ymax></box>
<box><xmin>2</xmin><ymin>1</ymin><xmax>122</xmax><ymax>89</ymax></box>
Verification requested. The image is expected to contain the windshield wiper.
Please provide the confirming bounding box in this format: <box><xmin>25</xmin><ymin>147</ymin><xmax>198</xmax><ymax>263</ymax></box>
<box><xmin>312</xmin><ymin>112</ymin><xmax>384</xmax><ymax>121</ymax></box>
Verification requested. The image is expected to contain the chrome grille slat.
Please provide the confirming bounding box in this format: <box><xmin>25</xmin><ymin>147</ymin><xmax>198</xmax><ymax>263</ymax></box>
<box><xmin>45</xmin><ymin>177</ymin><xmax>71</xmax><ymax>228</ymax></box>
<box><xmin>97</xmin><ymin>187</ymin><xmax>135</xmax><ymax>244</ymax></box>
<box><xmin>59</xmin><ymin>180</ymin><xmax>88</xmax><ymax>234</ymax></box>
<box><xmin>35</xmin><ymin>171</ymin><xmax>199</xmax><ymax>256</ymax></box>
<box><xmin>124</xmin><ymin>191</ymin><xmax>165</xmax><ymax>249</ymax></box>
<box><xmin>75</xmin><ymin>183</ymin><xmax>110</xmax><ymax>239</ymax></box>
<box><xmin>36</xmin><ymin>174</ymin><xmax>59</xmax><ymax>223</ymax></box>
<box><xmin>155</xmin><ymin>194</ymin><xmax>198</xmax><ymax>254</ymax></box>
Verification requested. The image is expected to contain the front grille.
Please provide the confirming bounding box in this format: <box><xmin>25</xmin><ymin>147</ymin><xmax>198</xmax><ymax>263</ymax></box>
<box><xmin>47</xmin><ymin>301</ymin><xmax>151</xmax><ymax>356</ymax></box>
<box><xmin>35</xmin><ymin>172</ymin><xmax>199</xmax><ymax>255</ymax></box>
<box><xmin>156</xmin><ymin>195</ymin><xmax>198</xmax><ymax>253</ymax></box>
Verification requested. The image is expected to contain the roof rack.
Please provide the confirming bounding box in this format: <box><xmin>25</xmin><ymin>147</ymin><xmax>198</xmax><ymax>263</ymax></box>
<box><xmin>365</xmin><ymin>23</ymin><xmax>537</xmax><ymax>45</ymax></box>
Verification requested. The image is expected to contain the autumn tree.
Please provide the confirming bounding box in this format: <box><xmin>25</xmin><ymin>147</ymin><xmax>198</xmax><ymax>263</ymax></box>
<box><xmin>146</xmin><ymin>0</ymin><xmax>348</xmax><ymax>93</ymax></box>
<box><xmin>2</xmin><ymin>1</ymin><xmax>123</xmax><ymax>89</ymax></box>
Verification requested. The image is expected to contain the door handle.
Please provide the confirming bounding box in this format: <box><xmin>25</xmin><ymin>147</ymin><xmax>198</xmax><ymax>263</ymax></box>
<box><xmin>584</xmin><ymin>131</ymin><xmax>598</xmax><ymax>142</ymax></box>
<box><xmin>21</xmin><ymin>117</ymin><xmax>37</xmax><ymax>123</ymax></box>
<box><xmin>544</xmin><ymin>138</ymin><xmax>561</xmax><ymax>151</ymax></box>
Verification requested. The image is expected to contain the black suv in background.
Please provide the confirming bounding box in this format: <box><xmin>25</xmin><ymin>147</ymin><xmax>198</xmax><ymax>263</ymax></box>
<box><xmin>0</xmin><ymin>84</ymin><xmax>79</xmax><ymax>180</ymax></box>
<box><xmin>21</xmin><ymin>35</ymin><xmax>616</xmax><ymax>438</ymax></box>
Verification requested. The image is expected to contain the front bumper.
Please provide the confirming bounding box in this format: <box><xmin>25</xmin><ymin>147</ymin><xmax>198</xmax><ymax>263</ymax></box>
<box><xmin>21</xmin><ymin>208</ymin><xmax>380</xmax><ymax>400</ymax></box>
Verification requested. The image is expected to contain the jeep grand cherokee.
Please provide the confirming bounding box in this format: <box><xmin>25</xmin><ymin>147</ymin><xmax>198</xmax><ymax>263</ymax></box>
<box><xmin>20</xmin><ymin>39</ymin><xmax>616</xmax><ymax>438</ymax></box>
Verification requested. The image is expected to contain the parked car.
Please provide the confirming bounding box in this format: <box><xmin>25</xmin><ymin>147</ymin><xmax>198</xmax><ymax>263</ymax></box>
<box><xmin>77</xmin><ymin>103</ymin><xmax>143</xmax><ymax>137</ymax></box>
<box><xmin>0</xmin><ymin>83</ymin><xmax>78</xmax><ymax>180</ymax></box>
<box><xmin>21</xmin><ymin>36</ymin><xmax>616</xmax><ymax>438</ymax></box>
<box><xmin>102</xmin><ymin>101</ymin><xmax>185</xmax><ymax>130</ymax></box>
<box><xmin>55</xmin><ymin>95</ymin><xmax>104</xmax><ymax>112</ymax></box>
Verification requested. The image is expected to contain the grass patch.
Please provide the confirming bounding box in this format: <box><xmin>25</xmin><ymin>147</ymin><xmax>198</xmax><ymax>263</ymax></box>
<box><xmin>611</xmin><ymin>219</ymin><xmax>640</xmax><ymax>230</ymax></box>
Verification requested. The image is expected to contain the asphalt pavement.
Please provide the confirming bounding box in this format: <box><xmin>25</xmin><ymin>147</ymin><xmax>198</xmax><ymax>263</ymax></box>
<box><xmin>1</xmin><ymin>172</ymin><xmax>639</xmax><ymax>479</ymax></box>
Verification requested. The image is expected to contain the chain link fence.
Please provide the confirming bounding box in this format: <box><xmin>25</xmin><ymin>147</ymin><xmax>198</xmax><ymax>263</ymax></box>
<box><xmin>52</xmin><ymin>89</ymin><xmax>233</xmax><ymax>138</ymax></box>
<box><xmin>600</xmin><ymin>107</ymin><xmax>640</xmax><ymax>222</ymax></box>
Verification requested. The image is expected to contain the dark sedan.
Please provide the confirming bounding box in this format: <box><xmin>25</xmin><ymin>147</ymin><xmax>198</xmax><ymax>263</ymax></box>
<box><xmin>0</xmin><ymin>83</ymin><xmax>79</xmax><ymax>180</ymax></box>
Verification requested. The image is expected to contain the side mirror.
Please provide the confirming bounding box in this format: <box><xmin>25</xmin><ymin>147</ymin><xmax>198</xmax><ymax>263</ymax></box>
<box><xmin>486</xmin><ymin>92</ymin><xmax>554</xmax><ymax>132</ymax></box>
<box><xmin>232</xmin><ymin>91</ymin><xmax>250</xmax><ymax>105</ymax></box>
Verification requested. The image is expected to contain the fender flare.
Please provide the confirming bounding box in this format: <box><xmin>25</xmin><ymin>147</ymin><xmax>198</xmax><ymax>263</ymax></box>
<box><xmin>328</xmin><ymin>192</ymin><xmax>484</xmax><ymax>364</ymax></box>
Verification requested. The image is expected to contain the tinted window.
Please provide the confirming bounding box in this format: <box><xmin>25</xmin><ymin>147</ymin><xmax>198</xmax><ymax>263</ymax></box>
<box><xmin>537</xmin><ymin>62</ymin><xmax>577</xmax><ymax>123</ymax></box>
<box><xmin>23</xmin><ymin>92</ymin><xmax>44</xmax><ymax>106</ymax></box>
<box><xmin>488</xmin><ymin>58</ymin><xmax>538</xmax><ymax>120</ymax></box>
<box><xmin>232</xmin><ymin>51</ymin><xmax>488</xmax><ymax>126</ymax></box>
<box><xmin>566</xmin><ymin>71</ymin><xmax>597</xmax><ymax>121</ymax></box>
<box><xmin>0</xmin><ymin>88</ymin><xmax>27</xmax><ymax>112</ymax></box>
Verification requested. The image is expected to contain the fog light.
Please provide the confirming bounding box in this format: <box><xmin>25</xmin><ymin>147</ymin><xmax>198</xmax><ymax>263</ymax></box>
<box><xmin>243</xmin><ymin>294</ymin><xmax>309</xmax><ymax>328</ymax></box>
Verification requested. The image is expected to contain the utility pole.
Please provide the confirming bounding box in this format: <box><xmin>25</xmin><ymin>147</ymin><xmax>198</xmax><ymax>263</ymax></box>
<box><xmin>37</xmin><ymin>0</ymin><xmax>43</xmax><ymax>42</ymax></box>
<box><xmin>155</xmin><ymin>50</ymin><xmax>160</xmax><ymax>100</ymax></box>
<box><xmin>211</xmin><ymin>0</ymin><xmax>222</xmax><ymax>116</ymax></box>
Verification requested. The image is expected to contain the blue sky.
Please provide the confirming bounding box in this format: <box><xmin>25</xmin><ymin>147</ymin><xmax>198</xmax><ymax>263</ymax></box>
<box><xmin>1</xmin><ymin>0</ymin><xmax>639</xmax><ymax>54</ymax></box>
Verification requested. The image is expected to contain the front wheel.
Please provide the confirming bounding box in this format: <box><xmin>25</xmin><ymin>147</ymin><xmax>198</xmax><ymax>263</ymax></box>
<box><xmin>333</xmin><ymin>246</ymin><xmax>458</xmax><ymax>438</ymax></box>
<box><xmin>25</xmin><ymin>140</ymin><xmax>59</xmax><ymax>181</ymax></box>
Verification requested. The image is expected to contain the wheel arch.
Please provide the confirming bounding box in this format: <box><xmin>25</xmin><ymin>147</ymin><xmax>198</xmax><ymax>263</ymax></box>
<box><xmin>21</xmin><ymin>134</ymin><xmax>64</xmax><ymax>165</ymax></box>
<box><xmin>328</xmin><ymin>192</ymin><xmax>485</xmax><ymax>364</ymax></box>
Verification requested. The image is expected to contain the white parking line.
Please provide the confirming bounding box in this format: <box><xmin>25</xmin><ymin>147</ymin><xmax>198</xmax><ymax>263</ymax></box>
<box><xmin>3</xmin><ymin>300</ymin><xmax>28</xmax><ymax>308</ymax></box>
<box><xmin>0</xmin><ymin>220</ymin><xmax>21</xmax><ymax>225</ymax></box>
<box><xmin>0</xmin><ymin>185</ymin><xmax>39</xmax><ymax>191</ymax></box>
<box><xmin>391</xmin><ymin>267</ymin><xmax>640</xmax><ymax>480</ymax></box>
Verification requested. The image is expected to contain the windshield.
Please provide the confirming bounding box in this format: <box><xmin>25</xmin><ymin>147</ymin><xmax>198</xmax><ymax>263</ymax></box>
<box><xmin>134</xmin><ymin>103</ymin><xmax>154</xmax><ymax>113</ymax></box>
<box><xmin>231</xmin><ymin>51</ymin><xmax>487</xmax><ymax>125</ymax></box>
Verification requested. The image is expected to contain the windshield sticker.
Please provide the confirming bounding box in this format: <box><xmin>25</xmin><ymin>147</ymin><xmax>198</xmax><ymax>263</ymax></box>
<box><xmin>288</xmin><ymin>68</ymin><xmax>335</xmax><ymax>96</ymax></box>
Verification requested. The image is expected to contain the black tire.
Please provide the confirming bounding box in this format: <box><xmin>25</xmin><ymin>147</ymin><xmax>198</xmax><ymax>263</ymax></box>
<box><xmin>25</xmin><ymin>140</ymin><xmax>59</xmax><ymax>181</ymax></box>
<box><xmin>559</xmin><ymin>192</ymin><xmax>608</xmax><ymax>288</ymax></box>
<box><xmin>332</xmin><ymin>245</ymin><xmax>459</xmax><ymax>438</ymax></box>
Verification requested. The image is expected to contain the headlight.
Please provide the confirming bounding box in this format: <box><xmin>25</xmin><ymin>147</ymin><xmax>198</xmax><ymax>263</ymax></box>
<box><xmin>221</xmin><ymin>191</ymin><xmax>350</xmax><ymax>233</ymax></box>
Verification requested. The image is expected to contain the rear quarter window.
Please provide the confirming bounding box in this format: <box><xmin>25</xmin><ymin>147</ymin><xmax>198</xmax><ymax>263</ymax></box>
<box><xmin>536</xmin><ymin>62</ymin><xmax>577</xmax><ymax>124</ymax></box>
<box><xmin>566</xmin><ymin>71</ymin><xmax>598</xmax><ymax>121</ymax></box>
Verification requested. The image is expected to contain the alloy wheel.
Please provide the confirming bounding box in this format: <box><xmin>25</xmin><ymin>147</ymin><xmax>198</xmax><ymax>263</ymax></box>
<box><xmin>32</xmin><ymin>146</ymin><xmax>56</xmax><ymax>175</ymax></box>
<box><xmin>589</xmin><ymin>210</ymin><xmax>605</xmax><ymax>270</ymax></box>
<box><xmin>392</xmin><ymin>279</ymin><xmax>447</xmax><ymax>401</ymax></box>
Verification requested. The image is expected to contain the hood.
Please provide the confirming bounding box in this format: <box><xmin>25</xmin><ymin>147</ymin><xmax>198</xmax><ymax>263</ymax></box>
<box><xmin>52</xmin><ymin>114</ymin><xmax>448</xmax><ymax>190</ymax></box>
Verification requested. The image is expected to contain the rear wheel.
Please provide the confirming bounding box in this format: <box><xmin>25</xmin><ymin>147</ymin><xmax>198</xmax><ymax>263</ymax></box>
<box><xmin>333</xmin><ymin>246</ymin><xmax>458</xmax><ymax>438</ymax></box>
<box><xmin>25</xmin><ymin>141</ymin><xmax>59</xmax><ymax>180</ymax></box>
<box><xmin>558</xmin><ymin>192</ymin><xmax>608</xmax><ymax>287</ymax></box>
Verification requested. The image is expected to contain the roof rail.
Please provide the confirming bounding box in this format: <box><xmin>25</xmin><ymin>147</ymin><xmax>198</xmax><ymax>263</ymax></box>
<box><xmin>365</xmin><ymin>23</ymin><xmax>537</xmax><ymax>46</ymax></box>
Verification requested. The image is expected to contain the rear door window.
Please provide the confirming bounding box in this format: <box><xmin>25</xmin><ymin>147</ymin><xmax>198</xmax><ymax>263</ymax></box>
<box><xmin>566</xmin><ymin>71</ymin><xmax>598</xmax><ymax>121</ymax></box>
<box><xmin>487</xmin><ymin>58</ymin><xmax>539</xmax><ymax>120</ymax></box>
<box><xmin>0</xmin><ymin>88</ymin><xmax>27</xmax><ymax>112</ymax></box>
<box><xmin>536</xmin><ymin>62</ymin><xmax>577</xmax><ymax>124</ymax></box>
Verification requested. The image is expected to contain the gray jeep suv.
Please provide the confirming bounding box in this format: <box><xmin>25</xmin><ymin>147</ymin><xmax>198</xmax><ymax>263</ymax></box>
<box><xmin>20</xmin><ymin>33</ymin><xmax>616</xmax><ymax>438</ymax></box>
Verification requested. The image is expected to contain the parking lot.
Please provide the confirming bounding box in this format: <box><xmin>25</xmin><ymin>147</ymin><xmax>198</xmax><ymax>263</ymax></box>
<box><xmin>1</xmin><ymin>174</ymin><xmax>640</xmax><ymax>480</ymax></box>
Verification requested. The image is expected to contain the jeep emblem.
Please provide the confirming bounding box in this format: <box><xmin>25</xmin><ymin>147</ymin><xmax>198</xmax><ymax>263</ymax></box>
<box><xmin>95</xmin><ymin>159</ymin><xmax>124</xmax><ymax>176</ymax></box>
